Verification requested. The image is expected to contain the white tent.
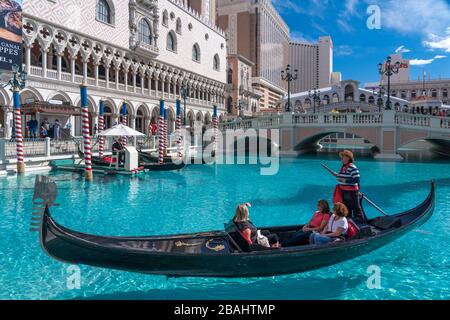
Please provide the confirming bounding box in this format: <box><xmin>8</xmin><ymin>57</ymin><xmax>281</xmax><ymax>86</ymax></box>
<box><xmin>100</xmin><ymin>124</ymin><xmax>145</xmax><ymax>137</ymax></box>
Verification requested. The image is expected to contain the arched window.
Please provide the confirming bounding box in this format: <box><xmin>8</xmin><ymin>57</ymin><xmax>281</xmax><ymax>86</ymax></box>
<box><xmin>176</xmin><ymin>18</ymin><xmax>182</xmax><ymax>34</ymax></box>
<box><xmin>192</xmin><ymin>43</ymin><xmax>200</xmax><ymax>62</ymax></box>
<box><xmin>162</xmin><ymin>10</ymin><xmax>169</xmax><ymax>26</ymax></box>
<box><xmin>167</xmin><ymin>31</ymin><xmax>177</xmax><ymax>52</ymax></box>
<box><xmin>138</xmin><ymin>19</ymin><xmax>152</xmax><ymax>45</ymax></box>
<box><xmin>96</xmin><ymin>0</ymin><xmax>112</xmax><ymax>24</ymax></box>
<box><xmin>213</xmin><ymin>54</ymin><xmax>220</xmax><ymax>71</ymax></box>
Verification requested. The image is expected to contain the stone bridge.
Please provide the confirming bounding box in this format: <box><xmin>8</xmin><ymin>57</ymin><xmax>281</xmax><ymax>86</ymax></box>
<box><xmin>219</xmin><ymin>111</ymin><xmax>450</xmax><ymax>160</ymax></box>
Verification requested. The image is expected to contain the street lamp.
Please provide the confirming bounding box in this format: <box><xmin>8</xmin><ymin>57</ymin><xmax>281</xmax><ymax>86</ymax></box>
<box><xmin>378</xmin><ymin>56</ymin><xmax>400</xmax><ymax>110</ymax></box>
<box><xmin>0</xmin><ymin>64</ymin><xmax>28</xmax><ymax>174</ymax></box>
<box><xmin>281</xmin><ymin>65</ymin><xmax>298</xmax><ymax>112</ymax></box>
<box><xmin>180</xmin><ymin>82</ymin><xmax>190</xmax><ymax>126</ymax></box>
<box><xmin>308</xmin><ymin>88</ymin><xmax>321</xmax><ymax>114</ymax></box>
<box><xmin>372</xmin><ymin>84</ymin><xmax>386</xmax><ymax>113</ymax></box>
<box><xmin>1</xmin><ymin>64</ymin><xmax>27</xmax><ymax>90</ymax></box>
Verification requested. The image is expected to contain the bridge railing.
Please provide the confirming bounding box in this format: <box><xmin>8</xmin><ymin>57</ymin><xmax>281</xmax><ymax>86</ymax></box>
<box><xmin>220</xmin><ymin>111</ymin><xmax>449</xmax><ymax>131</ymax></box>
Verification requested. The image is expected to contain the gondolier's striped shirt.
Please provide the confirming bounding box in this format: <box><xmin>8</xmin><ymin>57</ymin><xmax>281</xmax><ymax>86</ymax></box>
<box><xmin>337</xmin><ymin>163</ymin><xmax>360</xmax><ymax>189</ymax></box>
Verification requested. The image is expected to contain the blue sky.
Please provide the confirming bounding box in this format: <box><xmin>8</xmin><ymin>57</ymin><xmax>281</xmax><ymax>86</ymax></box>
<box><xmin>273</xmin><ymin>0</ymin><xmax>450</xmax><ymax>85</ymax></box>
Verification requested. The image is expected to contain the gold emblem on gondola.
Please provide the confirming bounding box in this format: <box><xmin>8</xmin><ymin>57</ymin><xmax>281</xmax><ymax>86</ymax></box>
<box><xmin>206</xmin><ymin>239</ymin><xmax>225</xmax><ymax>252</ymax></box>
<box><xmin>174</xmin><ymin>241</ymin><xmax>202</xmax><ymax>247</ymax></box>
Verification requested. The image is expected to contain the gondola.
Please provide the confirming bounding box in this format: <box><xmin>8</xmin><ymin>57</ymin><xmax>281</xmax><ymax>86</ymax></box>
<box><xmin>76</xmin><ymin>147</ymin><xmax>186</xmax><ymax>172</ymax></box>
<box><xmin>31</xmin><ymin>176</ymin><xmax>435</xmax><ymax>278</ymax></box>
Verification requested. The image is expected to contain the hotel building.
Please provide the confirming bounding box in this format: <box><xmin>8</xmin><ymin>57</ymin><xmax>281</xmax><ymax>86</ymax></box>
<box><xmin>289</xmin><ymin>36</ymin><xmax>335</xmax><ymax>93</ymax></box>
<box><xmin>0</xmin><ymin>0</ymin><xmax>227</xmax><ymax>138</ymax></box>
<box><xmin>217</xmin><ymin>0</ymin><xmax>290</xmax><ymax>112</ymax></box>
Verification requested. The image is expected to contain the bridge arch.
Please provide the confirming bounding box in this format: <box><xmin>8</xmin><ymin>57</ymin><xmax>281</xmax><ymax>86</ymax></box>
<box><xmin>294</xmin><ymin>128</ymin><xmax>381</xmax><ymax>155</ymax></box>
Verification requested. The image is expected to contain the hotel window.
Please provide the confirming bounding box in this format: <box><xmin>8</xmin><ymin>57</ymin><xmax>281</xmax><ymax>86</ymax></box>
<box><xmin>167</xmin><ymin>31</ymin><xmax>177</xmax><ymax>52</ymax></box>
<box><xmin>411</xmin><ymin>90</ymin><xmax>417</xmax><ymax>98</ymax></box>
<box><xmin>192</xmin><ymin>43</ymin><xmax>200</xmax><ymax>62</ymax></box>
<box><xmin>138</xmin><ymin>19</ymin><xmax>152</xmax><ymax>45</ymax></box>
<box><xmin>162</xmin><ymin>10</ymin><xmax>169</xmax><ymax>27</ymax></box>
<box><xmin>96</xmin><ymin>0</ymin><xmax>112</xmax><ymax>24</ymax></box>
<box><xmin>213</xmin><ymin>54</ymin><xmax>220</xmax><ymax>71</ymax></box>
<box><xmin>443</xmin><ymin>89</ymin><xmax>448</xmax><ymax>98</ymax></box>
<box><xmin>176</xmin><ymin>18</ymin><xmax>182</xmax><ymax>34</ymax></box>
<box><xmin>431</xmin><ymin>89</ymin><xmax>437</xmax><ymax>98</ymax></box>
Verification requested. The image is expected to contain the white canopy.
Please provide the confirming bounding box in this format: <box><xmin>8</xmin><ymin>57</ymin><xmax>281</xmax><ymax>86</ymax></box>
<box><xmin>100</xmin><ymin>124</ymin><xmax>145</xmax><ymax>137</ymax></box>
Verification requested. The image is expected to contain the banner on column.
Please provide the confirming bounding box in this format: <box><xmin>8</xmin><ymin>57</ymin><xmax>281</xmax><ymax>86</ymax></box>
<box><xmin>0</xmin><ymin>0</ymin><xmax>23</xmax><ymax>72</ymax></box>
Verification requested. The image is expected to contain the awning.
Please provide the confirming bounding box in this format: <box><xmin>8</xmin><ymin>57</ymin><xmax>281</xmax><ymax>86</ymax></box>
<box><xmin>20</xmin><ymin>102</ymin><xmax>82</xmax><ymax>116</ymax></box>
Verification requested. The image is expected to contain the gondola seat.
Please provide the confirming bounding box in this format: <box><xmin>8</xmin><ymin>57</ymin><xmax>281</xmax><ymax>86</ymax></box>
<box><xmin>224</xmin><ymin>221</ymin><xmax>273</xmax><ymax>252</ymax></box>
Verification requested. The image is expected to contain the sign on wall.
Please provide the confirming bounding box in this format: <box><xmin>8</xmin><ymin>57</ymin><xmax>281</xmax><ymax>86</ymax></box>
<box><xmin>0</xmin><ymin>0</ymin><xmax>23</xmax><ymax>72</ymax></box>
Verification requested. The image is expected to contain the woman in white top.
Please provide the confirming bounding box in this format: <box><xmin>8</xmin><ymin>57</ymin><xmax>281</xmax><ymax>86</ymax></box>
<box><xmin>309</xmin><ymin>202</ymin><xmax>349</xmax><ymax>245</ymax></box>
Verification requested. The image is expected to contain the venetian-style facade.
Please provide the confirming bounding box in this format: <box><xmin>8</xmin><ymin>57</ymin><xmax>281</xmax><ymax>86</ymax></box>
<box><xmin>0</xmin><ymin>0</ymin><xmax>227</xmax><ymax>138</ymax></box>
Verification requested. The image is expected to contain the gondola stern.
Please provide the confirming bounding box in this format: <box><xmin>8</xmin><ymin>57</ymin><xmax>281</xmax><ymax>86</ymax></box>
<box><xmin>31</xmin><ymin>175</ymin><xmax>59</xmax><ymax>257</ymax></box>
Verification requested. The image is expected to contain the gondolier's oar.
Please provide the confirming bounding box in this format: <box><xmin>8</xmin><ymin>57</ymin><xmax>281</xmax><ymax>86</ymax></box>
<box><xmin>321</xmin><ymin>163</ymin><xmax>389</xmax><ymax>216</ymax></box>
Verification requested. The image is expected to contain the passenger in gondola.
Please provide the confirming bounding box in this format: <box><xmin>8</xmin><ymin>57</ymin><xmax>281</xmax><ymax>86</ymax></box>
<box><xmin>282</xmin><ymin>200</ymin><xmax>331</xmax><ymax>247</ymax></box>
<box><xmin>309</xmin><ymin>202</ymin><xmax>349</xmax><ymax>245</ymax></box>
<box><xmin>233</xmin><ymin>203</ymin><xmax>281</xmax><ymax>248</ymax></box>
<box><xmin>332</xmin><ymin>150</ymin><xmax>365</xmax><ymax>223</ymax></box>
<box><xmin>112</xmin><ymin>137</ymin><xmax>125</xmax><ymax>164</ymax></box>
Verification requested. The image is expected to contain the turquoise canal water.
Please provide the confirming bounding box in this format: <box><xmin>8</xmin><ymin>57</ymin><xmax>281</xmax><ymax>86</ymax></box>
<box><xmin>1</xmin><ymin>157</ymin><xmax>449</xmax><ymax>300</ymax></box>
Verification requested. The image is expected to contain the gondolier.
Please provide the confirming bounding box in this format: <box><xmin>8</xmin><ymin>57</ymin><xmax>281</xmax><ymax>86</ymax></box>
<box><xmin>332</xmin><ymin>150</ymin><xmax>365</xmax><ymax>222</ymax></box>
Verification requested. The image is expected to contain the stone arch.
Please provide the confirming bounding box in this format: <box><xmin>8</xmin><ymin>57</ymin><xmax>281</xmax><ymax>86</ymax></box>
<box><xmin>20</xmin><ymin>87</ymin><xmax>44</xmax><ymax>104</ymax></box>
<box><xmin>204</xmin><ymin>112</ymin><xmax>212</xmax><ymax>125</ymax></box>
<box><xmin>187</xmin><ymin>109</ymin><xmax>195</xmax><ymax>126</ymax></box>
<box><xmin>344</xmin><ymin>84</ymin><xmax>355</xmax><ymax>102</ymax></box>
<box><xmin>332</xmin><ymin>93</ymin><xmax>339</xmax><ymax>103</ymax></box>
<box><xmin>135</xmin><ymin>104</ymin><xmax>149</xmax><ymax>133</ymax></box>
<box><xmin>294</xmin><ymin>128</ymin><xmax>381</xmax><ymax>155</ymax></box>
<box><xmin>74</xmin><ymin>95</ymin><xmax>97</xmax><ymax>113</ymax></box>
<box><xmin>0</xmin><ymin>87</ymin><xmax>11</xmax><ymax>106</ymax></box>
<box><xmin>47</xmin><ymin>91</ymin><xmax>73</xmax><ymax>105</ymax></box>
<box><xmin>195</xmin><ymin>110</ymin><xmax>203</xmax><ymax>122</ymax></box>
<box><xmin>149</xmin><ymin>105</ymin><xmax>160</xmax><ymax>124</ymax></box>
<box><xmin>359</xmin><ymin>94</ymin><xmax>366</xmax><ymax>103</ymax></box>
<box><xmin>166</xmin><ymin>107</ymin><xmax>176</xmax><ymax>133</ymax></box>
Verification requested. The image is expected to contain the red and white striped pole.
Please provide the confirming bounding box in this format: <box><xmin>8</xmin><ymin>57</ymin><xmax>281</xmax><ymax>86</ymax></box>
<box><xmin>213</xmin><ymin>105</ymin><xmax>218</xmax><ymax>154</ymax></box>
<box><xmin>158</xmin><ymin>99</ymin><xmax>165</xmax><ymax>164</ymax></box>
<box><xmin>80</xmin><ymin>82</ymin><xmax>93</xmax><ymax>181</ymax></box>
<box><xmin>176</xmin><ymin>99</ymin><xmax>182</xmax><ymax>159</ymax></box>
<box><xmin>13</xmin><ymin>88</ymin><xmax>25</xmax><ymax>173</ymax></box>
<box><xmin>164</xmin><ymin>108</ymin><xmax>168</xmax><ymax>156</ymax></box>
<box><xmin>121</xmin><ymin>102</ymin><xmax>128</xmax><ymax>148</ymax></box>
<box><xmin>98</xmin><ymin>99</ymin><xmax>105</xmax><ymax>158</ymax></box>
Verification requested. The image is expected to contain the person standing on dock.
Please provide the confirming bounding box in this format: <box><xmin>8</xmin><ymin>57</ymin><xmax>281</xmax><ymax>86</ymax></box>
<box><xmin>332</xmin><ymin>150</ymin><xmax>364</xmax><ymax>223</ymax></box>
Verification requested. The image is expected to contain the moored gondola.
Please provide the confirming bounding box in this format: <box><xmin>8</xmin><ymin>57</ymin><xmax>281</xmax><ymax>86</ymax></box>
<box><xmin>76</xmin><ymin>146</ymin><xmax>185</xmax><ymax>171</ymax></box>
<box><xmin>31</xmin><ymin>176</ymin><xmax>435</xmax><ymax>278</ymax></box>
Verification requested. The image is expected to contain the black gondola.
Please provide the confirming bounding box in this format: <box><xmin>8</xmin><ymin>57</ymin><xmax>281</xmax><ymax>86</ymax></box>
<box><xmin>76</xmin><ymin>147</ymin><xmax>185</xmax><ymax>171</ymax></box>
<box><xmin>31</xmin><ymin>176</ymin><xmax>435</xmax><ymax>278</ymax></box>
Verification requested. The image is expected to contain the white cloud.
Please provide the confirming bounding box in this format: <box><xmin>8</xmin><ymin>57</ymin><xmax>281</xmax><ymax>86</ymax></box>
<box><xmin>409</xmin><ymin>55</ymin><xmax>447</xmax><ymax>66</ymax></box>
<box><xmin>374</xmin><ymin>0</ymin><xmax>450</xmax><ymax>36</ymax></box>
<box><xmin>424</xmin><ymin>28</ymin><xmax>450</xmax><ymax>52</ymax></box>
<box><xmin>395</xmin><ymin>46</ymin><xmax>411</xmax><ymax>54</ymax></box>
<box><xmin>410</xmin><ymin>59</ymin><xmax>434</xmax><ymax>66</ymax></box>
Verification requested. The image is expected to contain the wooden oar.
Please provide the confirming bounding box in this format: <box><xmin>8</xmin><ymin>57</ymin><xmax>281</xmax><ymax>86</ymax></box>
<box><xmin>321</xmin><ymin>163</ymin><xmax>389</xmax><ymax>216</ymax></box>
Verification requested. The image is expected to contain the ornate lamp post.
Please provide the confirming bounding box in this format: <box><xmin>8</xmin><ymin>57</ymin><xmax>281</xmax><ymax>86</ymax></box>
<box><xmin>378</xmin><ymin>56</ymin><xmax>400</xmax><ymax>110</ymax></box>
<box><xmin>1</xmin><ymin>64</ymin><xmax>28</xmax><ymax>174</ymax></box>
<box><xmin>372</xmin><ymin>84</ymin><xmax>386</xmax><ymax>113</ymax></box>
<box><xmin>308</xmin><ymin>88</ymin><xmax>321</xmax><ymax>114</ymax></box>
<box><xmin>180</xmin><ymin>82</ymin><xmax>190</xmax><ymax>126</ymax></box>
<box><xmin>281</xmin><ymin>65</ymin><xmax>298</xmax><ymax>112</ymax></box>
